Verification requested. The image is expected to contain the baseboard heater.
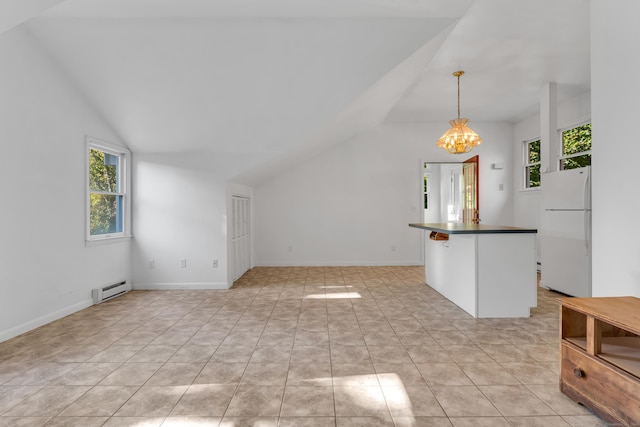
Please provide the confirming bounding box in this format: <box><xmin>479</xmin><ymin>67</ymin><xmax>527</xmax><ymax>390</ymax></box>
<box><xmin>92</xmin><ymin>281</ymin><xmax>128</xmax><ymax>304</ymax></box>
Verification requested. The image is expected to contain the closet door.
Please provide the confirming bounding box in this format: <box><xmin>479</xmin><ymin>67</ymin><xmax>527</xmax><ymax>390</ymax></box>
<box><xmin>232</xmin><ymin>196</ymin><xmax>251</xmax><ymax>280</ymax></box>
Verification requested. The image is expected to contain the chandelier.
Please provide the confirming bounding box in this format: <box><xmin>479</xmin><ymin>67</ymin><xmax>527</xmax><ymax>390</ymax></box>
<box><xmin>436</xmin><ymin>70</ymin><xmax>482</xmax><ymax>154</ymax></box>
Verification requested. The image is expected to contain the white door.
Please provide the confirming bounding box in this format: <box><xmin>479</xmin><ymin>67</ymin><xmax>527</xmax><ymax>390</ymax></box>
<box><xmin>232</xmin><ymin>196</ymin><xmax>251</xmax><ymax>280</ymax></box>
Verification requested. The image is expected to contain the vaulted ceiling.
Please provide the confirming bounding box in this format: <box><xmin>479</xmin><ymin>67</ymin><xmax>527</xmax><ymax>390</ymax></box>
<box><xmin>2</xmin><ymin>0</ymin><xmax>590</xmax><ymax>184</ymax></box>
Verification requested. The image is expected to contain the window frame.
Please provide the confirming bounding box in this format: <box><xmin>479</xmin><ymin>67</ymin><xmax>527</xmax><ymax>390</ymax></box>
<box><xmin>559</xmin><ymin>121</ymin><xmax>592</xmax><ymax>171</ymax></box>
<box><xmin>522</xmin><ymin>138</ymin><xmax>541</xmax><ymax>190</ymax></box>
<box><xmin>85</xmin><ymin>136</ymin><xmax>132</xmax><ymax>243</ymax></box>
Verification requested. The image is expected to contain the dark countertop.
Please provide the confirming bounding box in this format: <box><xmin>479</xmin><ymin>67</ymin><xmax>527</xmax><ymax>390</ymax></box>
<box><xmin>408</xmin><ymin>223</ymin><xmax>537</xmax><ymax>234</ymax></box>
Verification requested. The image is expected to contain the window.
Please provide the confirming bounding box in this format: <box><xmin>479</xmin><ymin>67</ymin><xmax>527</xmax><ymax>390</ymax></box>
<box><xmin>560</xmin><ymin>122</ymin><xmax>591</xmax><ymax>170</ymax></box>
<box><xmin>523</xmin><ymin>139</ymin><xmax>541</xmax><ymax>189</ymax></box>
<box><xmin>423</xmin><ymin>173</ymin><xmax>431</xmax><ymax>211</ymax></box>
<box><xmin>86</xmin><ymin>138</ymin><xmax>130</xmax><ymax>241</ymax></box>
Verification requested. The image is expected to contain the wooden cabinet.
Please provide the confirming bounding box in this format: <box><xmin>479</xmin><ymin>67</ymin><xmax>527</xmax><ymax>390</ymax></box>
<box><xmin>559</xmin><ymin>297</ymin><xmax>640</xmax><ymax>426</ymax></box>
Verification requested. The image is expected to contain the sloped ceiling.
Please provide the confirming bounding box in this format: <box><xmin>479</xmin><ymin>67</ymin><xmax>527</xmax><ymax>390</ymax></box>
<box><xmin>7</xmin><ymin>0</ymin><xmax>590</xmax><ymax>185</ymax></box>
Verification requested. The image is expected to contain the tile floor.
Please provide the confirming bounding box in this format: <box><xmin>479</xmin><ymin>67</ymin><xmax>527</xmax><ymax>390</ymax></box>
<box><xmin>0</xmin><ymin>266</ymin><xmax>609</xmax><ymax>427</ymax></box>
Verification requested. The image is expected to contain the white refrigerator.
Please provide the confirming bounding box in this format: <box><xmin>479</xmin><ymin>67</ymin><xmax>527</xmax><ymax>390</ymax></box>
<box><xmin>540</xmin><ymin>166</ymin><xmax>591</xmax><ymax>297</ymax></box>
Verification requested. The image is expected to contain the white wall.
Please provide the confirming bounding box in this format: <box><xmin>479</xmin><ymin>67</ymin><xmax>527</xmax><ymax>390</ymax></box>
<box><xmin>131</xmin><ymin>153</ymin><xmax>257</xmax><ymax>290</ymax></box>
<box><xmin>512</xmin><ymin>91</ymin><xmax>591</xmax><ymax>264</ymax></box>
<box><xmin>254</xmin><ymin>121</ymin><xmax>514</xmax><ymax>266</ymax></box>
<box><xmin>591</xmin><ymin>0</ymin><xmax>640</xmax><ymax>297</ymax></box>
<box><xmin>0</xmin><ymin>27</ymin><xmax>131</xmax><ymax>342</ymax></box>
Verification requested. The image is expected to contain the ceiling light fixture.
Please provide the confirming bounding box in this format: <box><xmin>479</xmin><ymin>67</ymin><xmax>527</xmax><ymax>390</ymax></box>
<box><xmin>436</xmin><ymin>70</ymin><xmax>482</xmax><ymax>154</ymax></box>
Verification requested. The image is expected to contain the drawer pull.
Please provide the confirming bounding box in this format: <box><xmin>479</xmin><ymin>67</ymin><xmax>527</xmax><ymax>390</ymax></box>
<box><xmin>573</xmin><ymin>368</ymin><xmax>585</xmax><ymax>379</ymax></box>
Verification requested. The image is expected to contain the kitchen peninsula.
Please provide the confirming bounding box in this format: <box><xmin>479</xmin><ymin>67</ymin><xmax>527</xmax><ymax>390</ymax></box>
<box><xmin>409</xmin><ymin>223</ymin><xmax>538</xmax><ymax>318</ymax></box>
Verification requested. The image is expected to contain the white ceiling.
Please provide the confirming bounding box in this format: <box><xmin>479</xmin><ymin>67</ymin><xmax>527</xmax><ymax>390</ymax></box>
<box><xmin>5</xmin><ymin>0</ymin><xmax>590</xmax><ymax>181</ymax></box>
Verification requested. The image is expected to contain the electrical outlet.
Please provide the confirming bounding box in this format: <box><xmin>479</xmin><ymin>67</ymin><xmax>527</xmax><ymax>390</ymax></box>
<box><xmin>180</xmin><ymin>258</ymin><xmax>187</xmax><ymax>268</ymax></box>
<box><xmin>287</xmin><ymin>246</ymin><xmax>293</xmax><ymax>253</ymax></box>
<box><xmin>212</xmin><ymin>259</ymin><xmax>218</xmax><ymax>268</ymax></box>
<box><xmin>391</xmin><ymin>245</ymin><xmax>397</xmax><ymax>252</ymax></box>
<box><xmin>148</xmin><ymin>259</ymin><xmax>154</xmax><ymax>269</ymax></box>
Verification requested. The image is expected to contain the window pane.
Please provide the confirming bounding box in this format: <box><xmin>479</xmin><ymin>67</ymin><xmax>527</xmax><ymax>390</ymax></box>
<box><xmin>424</xmin><ymin>175</ymin><xmax>428</xmax><ymax>192</ymax></box>
<box><xmin>424</xmin><ymin>194</ymin><xmax>429</xmax><ymax>210</ymax></box>
<box><xmin>528</xmin><ymin>140</ymin><xmax>541</xmax><ymax>163</ymax></box>
<box><xmin>562</xmin><ymin>123</ymin><xmax>592</xmax><ymax>156</ymax></box>
<box><xmin>90</xmin><ymin>194</ymin><xmax>123</xmax><ymax>235</ymax></box>
<box><xmin>561</xmin><ymin>153</ymin><xmax>591</xmax><ymax>170</ymax></box>
<box><xmin>89</xmin><ymin>148</ymin><xmax>119</xmax><ymax>192</ymax></box>
<box><xmin>526</xmin><ymin>164</ymin><xmax>541</xmax><ymax>188</ymax></box>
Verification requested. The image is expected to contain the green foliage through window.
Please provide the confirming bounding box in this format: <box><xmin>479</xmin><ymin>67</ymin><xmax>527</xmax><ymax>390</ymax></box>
<box><xmin>524</xmin><ymin>139</ymin><xmax>541</xmax><ymax>188</ymax></box>
<box><xmin>89</xmin><ymin>148</ymin><xmax>123</xmax><ymax>235</ymax></box>
<box><xmin>561</xmin><ymin>123</ymin><xmax>591</xmax><ymax>170</ymax></box>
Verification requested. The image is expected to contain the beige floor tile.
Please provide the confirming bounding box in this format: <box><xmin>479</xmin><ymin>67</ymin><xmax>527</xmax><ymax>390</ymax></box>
<box><xmin>506</xmin><ymin>416</ymin><xmax>572</xmax><ymax>426</ymax></box>
<box><xmin>58</xmin><ymin>385</ymin><xmax>138</xmax><ymax>417</ymax></box>
<box><xmin>193</xmin><ymin>362</ymin><xmax>246</xmax><ymax>385</ymax></box>
<box><xmin>257</xmin><ymin>331</ymin><xmax>295</xmax><ymax>346</ymax></box>
<box><xmin>210</xmin><ymin>345</ymin><xmax>254</xmax><ymax>363</ymax></box>
<box><xmin>333</xmin><ymin>386</ymin><xmax>388</xmax><ymax>417</ymax></box>
<box><xmin>162</xmin><ymin>416</ymin><xmax>221</xmax><ymax>426</ymax></box>
<box><xmin>441</xmin><ymin>345</ymin><xmax>493</xmax><ymax>363</ymax></box>
<box><xmin>127</xmin><ymin>345</ymin><xmax>180</xmax><ymax>363</ymax></box>
<box><xmin>0</xmin><ymin>417</ymin><xmax>50</xmax><ymax>426</ymax></box>
<box><xmin>249</xmin><ymin>346</ymin><xmax>292</xmax><ymax>363</ymax></box>
<box><xmin>561</xmin><ymin>415</ymin><xmax>611</xmax><ymax>427</ymax></box>
<box><xmin>383</xmin><ymin>385</ymin><xmax>445</xmax><ymax>417</ymax></box>
<box><xmin>280</xmin><ymin>385</ymin><xmax>335</xmax><ymax>416</ymax></box>
<box><xmin>479</xmin><ymin>385</ymin><xmax>556</xmax><ymax>417</ymax></box>
<box><xmin>415</xmin><ymin>363</ymin><xmax>473</xmax><ymax>386</ymax></box>
<box><xmin>286</xmin><ymin>363</ymin><xmax>332</xmax><ymax>386</ymax></box>
<box><xmin>224</xmin><ymin>385</ymin><xmax>284</xmax><ymax>417</ymax></box>
<box><xmin>53</xmin><ymin>363</ymin><xmax>121</xmax><ymax>386</ymax></box>
<box><xmin>290</xmin><ymin>346</ymin><xmax>331</xmax><ymax>364</ymax></box>
<box><xmin>0</xmin><ymin>268</ymin><xmax>604</xmax><ymax>427</ymax></box>
<box><xmin>449</xmin><ymin>417</ymin><xmax>511</xmax><ymax>426</ymax></box>
<box><xmin>500</xmin><ymin>361</ymin><xmax>559</xmax><ymax>384</ymax></box>
<box><xmin>526</xmin><ymin>384</ymin><xmax>592</xmax><ymax>416</ymax></box>
<box><xmin>0</xmin><ymin>385</ymin><xmax>44</xmax><ymax>413</ymax></box>
<box><xmin>330</xmin><ymin>346</ymin><xmax>370</xmax><ymax>364</ymax></box>
<box><xmin>44</xmin><ymin>416</ymin><xmax>109</xmax><ymax>426</ymax></box>
<box><xmin>240</xmin><ymin>362</ymin><xmax>289</xmax><ymax>386</ymax></box>
<box><xmin>431</xmin><ymin>385</ymin><xmax>501</xmax><ymax>417</ymax></box>
<box><xmin>375</xmin><ymin>363</ymin><xmax>427</xmax><ymax>387</ymax></box>
<box><xmin>146</xmin><ymin>362</ymin><xmax>205</xmax><ymax>386</ymax></box>
<box><xmin>6</xmin><ymin>363</ymin><xmax>79</xmax><ymax>386</ymax></box>
<box><xmin>114</xmin><ymin>385</ymin><xmax>188</xmax><ymax>417</ymax></box>
<box><xmin>367</xmin><ymin>346</ymin><xmax>413</xmax><ymax>364</ymax></box>
<box><xmin>278</xmin><ymin>417</ymin><xmax>335</xmax><ymax>427</ymax></box>
<box><xmin>87</xmin><ymin>346</ymin><xmax>144</xmax><ymax>363</ymax></box>
<box><xmin>98</xmin><ymin>363</ymin><xmax>163</xmax><ymax>386</ymax></box>
<box><xmin>170</xmin><ymin>384</ymin><xmax>235</xmax><ymax>416</ymax></box>
<box><xmin>4</xmin><ymin>386</ymin><xmax>91</xmax><ymax>417</ymax></box>
<box><xmin>405</xmin><ymin>346</ymin><xmax>452</xmax><ymax>363</ymax></box>
<box><xmin>458</xmin><ymin>362</ymin><xmax>520</xmax><ymax>386</ymax></box>
<box><xmin>332</xmin><ymin>363</ymin><xmax>378</xmax><ymax>387</ymax></box>
<box><xmin>219</xmin><ymin>417</ymin><xmax>278</xmax><ymax>427</ymax></box>
<box><xmin>102</xmin><ymin>416</ymin><xmax>164</xmax><ymax>426</ymax></box>
<box><xmin>335</xmin><ymin>415</ymin><xmax>394</xmax><ymax>426</ymax></box>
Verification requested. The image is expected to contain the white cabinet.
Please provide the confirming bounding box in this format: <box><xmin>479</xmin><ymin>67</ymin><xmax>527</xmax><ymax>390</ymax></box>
<box><xmin>421</xmin><ymin>226</ymin><xmax>537</xmax><ymax>318</ymax></box>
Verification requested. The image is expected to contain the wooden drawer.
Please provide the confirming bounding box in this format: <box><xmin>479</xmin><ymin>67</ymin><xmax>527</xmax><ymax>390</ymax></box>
<box><xmin>561</xmin><ymin>342</ymin><xmax>640</xmax><ymax>425</ymax></box>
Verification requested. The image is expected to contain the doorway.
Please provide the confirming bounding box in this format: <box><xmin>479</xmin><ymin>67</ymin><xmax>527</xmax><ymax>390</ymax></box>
<box><xmin>232</xmin><ymin>195</ymin><xmax>251</xmax><ymax>280</ymax></box>
<box><xmin>422</xmin><ymin>156</ymin><xmax>479</xmax><ymax>224</ymax></box>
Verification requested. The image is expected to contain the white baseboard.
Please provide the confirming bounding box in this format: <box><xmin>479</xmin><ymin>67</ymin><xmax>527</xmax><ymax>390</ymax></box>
<box><xmin>0</xmin><ymin>298</ymin><xmax>93</xmax><ymax>343</ymax></box>
<box><xmin>133</xmin><ymin>282</ymin><xmax>230</xmax><ymax>290</ymax></box>
<box><xmin>252</xmin><ymin>261</ymin><xmax>423</xmax><ymax>267</ymax></box>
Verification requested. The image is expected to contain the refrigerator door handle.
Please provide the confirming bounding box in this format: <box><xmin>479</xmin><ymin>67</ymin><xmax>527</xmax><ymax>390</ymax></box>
<box><xmin>584</xmin><ymin>210</ymin><xmax>589</xmax><ymax>255</ymax></box>
<box><xmin>584</xmin><ymin>171</ymin><xmax>590</xmax><ymax>210</ymax></box>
